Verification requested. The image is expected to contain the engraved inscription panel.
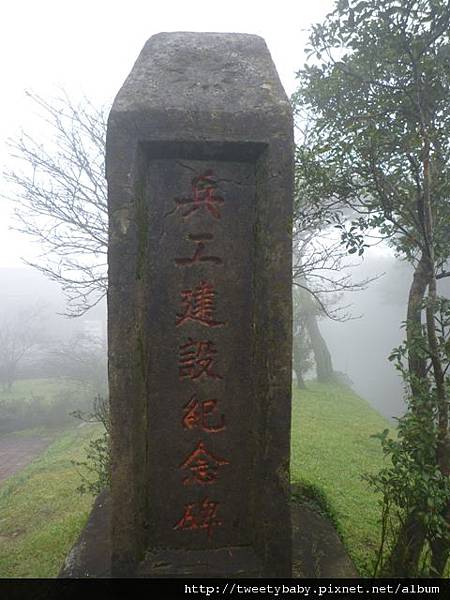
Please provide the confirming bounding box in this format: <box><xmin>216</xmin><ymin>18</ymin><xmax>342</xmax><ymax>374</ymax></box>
<box><xmin>145</xmin><ymin>159</ymin><xmax>256</xmax><ymax>549</ymax></box>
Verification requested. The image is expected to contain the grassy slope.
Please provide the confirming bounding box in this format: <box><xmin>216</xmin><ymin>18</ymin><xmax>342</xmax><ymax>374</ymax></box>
<box><xmin>291</xmin><ymin>381</ymin><xmax>392</xmax><ymax>577</ymax></box>
<box><xmin>0</xmin><ymin>425</ymin><xmax>101</xmax><ymax>578</ymax></box>
<box><xmin>0</xmin><ymin>381</ymin><xmax>390</xmax><ymax>578</ymax></box>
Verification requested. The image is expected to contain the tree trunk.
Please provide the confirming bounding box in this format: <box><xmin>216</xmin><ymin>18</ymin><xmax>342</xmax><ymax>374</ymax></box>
<box><xmin>426</xmin><ymin>276</ymin><xmax>450</xmax><ymax>576</ymax></box>
<box><xmin>421</xmin><ymin>132</ymin><xmax>449</xmax><ymax>574</ymax></box>
<box><xmin>304</xmin><ymin>312</ymin><xmax>334</xmax><ymax>383</ymax></box>
<box><xmin>430</xmin><ymin>531</ymin><xmax>449</xmax><ymax>577</ymax></box>
<box><xmin>292</xmin><ymin>334</ymin><xmax>307</xmax><ymax>390</ymax></box>
<box><xmin>383</xmin><ymin>512</ymin><xmax>427</xmax><ymax>577</ymax></box>
<box><xmin>384</xmin><ymin>252</ymin><xmax>431</xmax><ymax>576</ymax></box>
<box><xmin>387</xmin><ymin>118</ymin><xmax>450</xmax><ymax>575</ymax></box>
<box><xmin>294</xmin><ymin>368</ymin><xmax>307</xmax><ymax>390</ymax></box>
<box><xmin>406</xmin><ymin>253</ymin><xmax>431</xmax><ymax>396</ymax></box>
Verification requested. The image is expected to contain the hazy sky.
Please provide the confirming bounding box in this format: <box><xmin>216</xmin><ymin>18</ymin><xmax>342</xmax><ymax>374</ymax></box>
<box><xmin>0</xmin><ymin>0</ymin><xmax>335</xmax><ymax>268</ymax></box>
<box><xmin>0</xmin><ymin>1</ymin><xmax>436</xmax><ymax>420</ymax></box>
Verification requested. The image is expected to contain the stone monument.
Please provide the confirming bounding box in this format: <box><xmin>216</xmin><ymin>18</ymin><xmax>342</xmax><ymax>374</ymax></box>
<box><xmin>63</xmin><ymin>31</ymin><xmax>294</xmax><ymax>578</ymax></box>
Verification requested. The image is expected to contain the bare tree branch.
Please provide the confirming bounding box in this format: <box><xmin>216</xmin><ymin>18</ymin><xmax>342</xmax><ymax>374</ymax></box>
<box><xmin>3</xmin><ymin>91</ymin><xmax>109</xmax><ymax>317</ymax></box>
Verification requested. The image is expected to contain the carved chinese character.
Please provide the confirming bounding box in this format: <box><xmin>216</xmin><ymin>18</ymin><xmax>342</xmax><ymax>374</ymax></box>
<box><xmin>178</xmin><ymin>337</ymin><xmax>223</xmax><ymax>381</ymax></box>
<box><xmin>175</xmin><ymin>170</ymin><xmax>224</xmax><ymax>219</ymax></box>
<box><xmin>179</xmin><ymin>441</ymin><xmax>229</xmax><ymax>485</ymax></box>
<box><xmin>175</xmin><ymin>233</ymin><xmax>222</xmax><ymax>267</ymax></box>
<box><xmin>176</xmin><ymin>280</ymin><xmax>224</xmax><ymax>328</ymax></box>
<box><xmin>182</xmin><ymin>395</ymin><xmax>225</xmax><ymax>433</ymax></box>
<box><xmin>174</xmin><ymin>496</ymin><xmax>222</xmax><ymax>538</ymax></box>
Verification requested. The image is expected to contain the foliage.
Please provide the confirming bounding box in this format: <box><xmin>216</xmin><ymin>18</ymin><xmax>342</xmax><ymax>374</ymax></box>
<box><xmin>293</xmin><ymin>0</ymin><xmax>450</xmax><ymax>266</ymax></box>
<box><xmin>70</xmin><ymin>395</ymin><xmax>110</xmax><ymax>495</ymax></box>
<box><xmin>364</xmin><ymin>298</ymin><xmax>450</xmax><ymax>576</ymax></box>
<box><xmin>295</xmin><ymin>0</ymin><xmax>450</xmax><ymax>576</ymax></box>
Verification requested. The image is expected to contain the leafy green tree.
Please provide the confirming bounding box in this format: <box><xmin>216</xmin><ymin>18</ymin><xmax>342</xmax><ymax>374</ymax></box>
<box><xmin>294</xmin><ymin>0</ymin><xmax>450</xmax><ymax>576</ymax></box>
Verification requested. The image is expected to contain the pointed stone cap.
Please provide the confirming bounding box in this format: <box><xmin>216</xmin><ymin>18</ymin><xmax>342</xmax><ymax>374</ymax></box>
<box><xmin>106</xmin><ymin>32</ymin><xmax>293</xmax><ymax>171</ymax></box>
<box><xmin>105</xmin><ymin>32</ymin><xmax>294</xmax><ymax>578</ymax></box>
<box><xmin>111</xmin><ymin>32</ymin><xmax>290</xmax><ymax>116</ymax></box>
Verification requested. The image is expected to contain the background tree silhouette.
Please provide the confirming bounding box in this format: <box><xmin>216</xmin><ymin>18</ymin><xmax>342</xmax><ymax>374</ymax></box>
<box><xmin>5</xmin><ymin>92</ymin><xmax>108</xmax><ymax>317</ymax></box>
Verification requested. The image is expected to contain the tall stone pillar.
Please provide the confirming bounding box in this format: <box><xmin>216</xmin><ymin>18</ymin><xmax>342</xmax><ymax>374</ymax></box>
<box><xmin>106</xmin><ymin>32</ymin><xmax>294</xmax><ymax>577</ymax></box>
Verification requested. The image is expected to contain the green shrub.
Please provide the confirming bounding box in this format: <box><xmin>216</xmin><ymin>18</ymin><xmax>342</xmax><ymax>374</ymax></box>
<box><xmin>71</xmin><ymin>395</ymin><xmax>111</xmax><ymax>495</ymax></box>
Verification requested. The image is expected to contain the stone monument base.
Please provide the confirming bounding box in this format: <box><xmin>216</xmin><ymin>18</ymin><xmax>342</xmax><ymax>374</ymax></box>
<box><xmin>59</xmin><ymin>491</ymin><xmax>262</xmax><ymax>578</ymax></box>
<box><xmin>59</xmin><ymin>488</ymin><xmax>357</xmax><ymax>578</ymax></box>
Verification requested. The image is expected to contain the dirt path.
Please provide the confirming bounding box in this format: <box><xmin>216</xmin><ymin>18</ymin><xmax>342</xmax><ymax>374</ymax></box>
<box><xmin>0</xmin><ymin>435</ymin><xmax>53</xmax><ymax>484</ymax></box>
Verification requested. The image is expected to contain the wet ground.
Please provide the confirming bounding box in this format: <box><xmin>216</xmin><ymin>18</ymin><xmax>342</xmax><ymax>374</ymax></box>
<box><xmin>0</xmin><ymin>434</ymin><xmax>52</xmax><ymax>484</ymax></box>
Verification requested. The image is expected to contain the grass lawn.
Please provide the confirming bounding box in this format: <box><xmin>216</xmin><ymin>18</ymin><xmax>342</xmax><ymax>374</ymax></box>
<box><xmin>0</xmin><ymin>424</ymin><xmax>101</xmax><ymax>578</ymax></box>
<box><xmin>291</xmin><ymin>381</ymin><xmax>392</xmax><ymax>577</ymax></box>
<box><xmin>0</xmin><ymin>381</ymin><xmax>391</xmax><ymax>578</ymax></box>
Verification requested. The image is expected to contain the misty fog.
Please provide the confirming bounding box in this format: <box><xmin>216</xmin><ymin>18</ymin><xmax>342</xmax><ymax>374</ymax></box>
<box><xmin>4</xmin><ymin>248</ymin><xmax>449</xmax><ymax>424</ymax></box>
<box><xmin>0</xmin><ymin>267</ymin><xmax>107</xmax><ymax>433</ymax></box>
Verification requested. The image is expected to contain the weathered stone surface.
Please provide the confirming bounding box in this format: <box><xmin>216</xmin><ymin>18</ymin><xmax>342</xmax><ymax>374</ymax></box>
<box><xmin>58</xmin><ymin>491</ymin><xmax>111</xmax><ymax>578</ymax></box>
<box><xmin>291</xmin><ymin>503</ymin><xmax>358</xmax><ymax>578</ymax></box>
<box><xmin>104</xmin><ymin>31</ymin><xmax>293</xmax><ymax>578</ymax></box>
<box><xmin>58</xmin><ymin>490</ymin><xmax>359</xmax><ymax>578</ymax></box>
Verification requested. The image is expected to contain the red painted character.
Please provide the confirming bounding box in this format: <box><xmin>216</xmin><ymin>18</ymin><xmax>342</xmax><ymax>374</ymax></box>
<box><xmin>182</xmin><ymin>394</ymin><xmax>225</xmax><ymax>433</ymax></box>
<box><xmin>176</xmin><ymin>280</ymin><xmax>224</xmax><ymax>328</ymax></box>
<box><xmin>178</xmin><ymin>337</ymin><xmax>223</xmax><ymax>381</ymax></box>
<box><xmin>175</xmin><ymin>170</ymin><xmax>224</xmax><ymax>219</ymax></box>
<box><xmin>179</xmin><ymin>441</ymin><xmax>229</xmax><ymax>485</ymax></box>
<box><xmin>175</xmin><ymin>233</ymin><xmax>222</xmax><ymax>267</ymax></box>
<box><xmin>174</xmin><ymin>496</ymin><xmax>222</xmax><ymax>538</ymax></box>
